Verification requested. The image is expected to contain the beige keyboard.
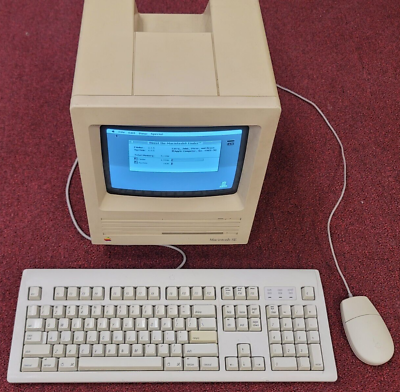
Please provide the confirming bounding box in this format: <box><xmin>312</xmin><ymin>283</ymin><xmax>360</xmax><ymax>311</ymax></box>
<box><xmin>8</xmin><ymin>269</ymin><xmax>337</xmax><ymax>383</ymax></box>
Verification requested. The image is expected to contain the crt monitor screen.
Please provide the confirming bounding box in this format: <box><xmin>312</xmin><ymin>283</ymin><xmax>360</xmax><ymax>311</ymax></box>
<box><xmin>100</xmin><ymin>126</ymin><xmax>249</xmax><ymax>197</ymax></box>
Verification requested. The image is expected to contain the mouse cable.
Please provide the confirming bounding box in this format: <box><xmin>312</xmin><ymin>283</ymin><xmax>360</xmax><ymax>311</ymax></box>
<box><xmin>65</xmin><ymin>157</ymin><xmax>187</xmax><ymax>269</ymax></box>
<box><xmin>277</xmin><ymin>84</ymin><xmax>353</xmax><ymax>298</ymax></box>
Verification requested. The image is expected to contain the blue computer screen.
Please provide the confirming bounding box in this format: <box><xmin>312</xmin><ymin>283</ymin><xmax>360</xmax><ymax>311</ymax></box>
<box><xmin>100</xmin><ymin>126</ymin><xmax>248</xmax><ymax>197</ymax></box>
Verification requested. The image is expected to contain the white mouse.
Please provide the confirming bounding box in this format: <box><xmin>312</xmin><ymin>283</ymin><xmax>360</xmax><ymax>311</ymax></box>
<box><xmin>340</xmin><ymin>296</ymin><xmax>394</xmax><ymax>366</ymax></box>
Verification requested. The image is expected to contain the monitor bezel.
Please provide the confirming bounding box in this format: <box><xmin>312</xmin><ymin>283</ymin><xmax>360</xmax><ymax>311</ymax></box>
<box><xmin>100</xmin><ymin>125</ymin><xmax>249</xmax><ymax>198</ymax></box>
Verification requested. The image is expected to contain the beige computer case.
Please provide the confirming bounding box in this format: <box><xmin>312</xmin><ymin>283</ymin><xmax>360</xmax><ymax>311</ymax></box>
<box><xmin>70</xmin><ymin>0</ymin><xmax>281</xmax><ymax>245</ymax></box>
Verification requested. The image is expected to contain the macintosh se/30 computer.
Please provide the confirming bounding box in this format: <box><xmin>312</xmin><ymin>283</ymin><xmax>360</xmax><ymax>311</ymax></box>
<box><xmin>8</xmin><ymin>0</ymin><xmax>394</xmax><ymax>384</ymax></box>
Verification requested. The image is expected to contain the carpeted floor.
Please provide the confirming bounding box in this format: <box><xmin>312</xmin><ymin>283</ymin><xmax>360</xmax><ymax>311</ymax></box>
<box><xmin>0</xmin><ymin>0</ymin><xmax>399</xmax><ymax>391</ymax></box>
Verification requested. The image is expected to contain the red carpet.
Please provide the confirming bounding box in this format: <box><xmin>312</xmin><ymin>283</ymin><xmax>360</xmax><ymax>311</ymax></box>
<box><xmin>1</xmin><ymin>0</ymin><xmax>399</xmax><ymax>390</ymax></box>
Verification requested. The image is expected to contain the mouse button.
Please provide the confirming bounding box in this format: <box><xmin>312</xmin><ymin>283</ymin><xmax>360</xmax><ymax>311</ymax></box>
<box><xmin>340</xmin><ymin>296</ymin><xmax>378</xmax><ymax>322</ymax></box>
<box><xmin>344</xmin><ymin>315</ymin><xmax>394</xmax><ymax>366</ymax></box>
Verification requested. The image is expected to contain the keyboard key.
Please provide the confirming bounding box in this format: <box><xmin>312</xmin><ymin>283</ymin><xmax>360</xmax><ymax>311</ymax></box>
<box><xmin>237</xmin><ymin>343</ymin><xmax>251</xmax><ymax>357</ymax></box>
<box><xmin>191</xmin><ymin>286</ymin><xmax>203</xmax><ymax>300</ymax></box>
<box><xmin>297</xmin><ymin>357</ymin><xmax>311</xmax><ymax>371</ymax></box>
<box><xmin>110</xmin><ymin>287</ymin><xmax>122</xmax><ymax>300</ymax></box>
<box><xmin>40</xmin><ymin>305</ymin><xmax>52</xmax><ymax>319</ymax></box>
<box><xmin>307</xmin><ymin>331</ymin><xmax>320</xmax><ymax>344</ymax></box>
<box><xmin>54</xmin><ymin>287</ymin><xmax>66</xmax><ymax>300</ymax></box>
<box><xmin>136</xmin><ymin>287</ymin><xmax>147</xmax><ymax>300</ymax></box>
<box><xmin>280</xmin><ymin>318</ymin><xmax>293</xmax><ymax>331</ymax></box>
<box><xmin>235</xmin><ymin>305</ymin><xmax>247</xmax><ymax>317</ymax></box>
<box><xmin>304</xmin><ymin>305</ymin><xmax>317</xmax><ymax>318</ymax></box>
<box><xmin>158</xmin><ymin>344</ymin><xmax>169</xmax><ymax>357</ymax></box>
<box><xmin>291</xmin><ymin>305</ymin><xmax>304</xmax><ymax>318</ymax></box>
<box><xmin>144</xmin><ymin>344</ymin><xmax>156</xmax><ymax>357</ymax></box>
<box><xmin>66</xmin><ymin>344</ymin><xmax>79</xmax><ymax>357</ymax></box>
<box><xmin>192</xmin><ymin>305</ymin><xmax>216</xmax><ymax>318</ymax></box>
<box><xmin>248</xmin><ymin>305</ymin><xmax>260</xmax><ymax>318</ymax></box>
<box><xmin>225</xmin><ymin>357</ymin><xmax>239</xmax><ymax>371</ymax></box>
<box><xmin>283</xmin><ymin>344</ymin><xmax>296</xmax><ymax>357</ymax></box>
<box><xmin>24</xmin><ymin>332</ymin><xmax>46</xmax><ymax>345</ymax></box>
<box><xmin>166</xmin><ymin>287</ymin><xmax>178</xmax><ymax>300</ymax></box>
<box><xmin>239</xmin><ymin>357</ymin><xmax>251</xmax><ymax>371</ymax></box>
<box><xmin>171</xmin><ymin>344</ymin><xmax>183</xmax><ymax>357</ymax></box>
<box><xmin>27</xmin><ymin>305</ymin><xmax>40</xmax><ymax>319</ymax></box>
<box><xmin>80</xmin><ymin>287</ymin><xmax>91</xmax><ymax>300</ymax></box>
<box><xmin>177</xmin><ymin>331</ymin><xmax>189</xmax><ymax>344</ymax></box>
<box><xmin>148</xmin><ymin>287</ymin><xmax>160</xmax><ymax>300</ymax></box>
<box><xmin>252</xmin><ymin>357</ymin><xmax>265</xmax><ymax>371</ymax></box>
<box><xmin>59</xmin><ymin>357</ymin><xmax>77</xmax><ymax>371</ymax></box>
<box><xmin>198</xmin><ymin>318</ymin><xmax>217</xmax><ymax>331</ymax></box>
<box><xmin>179</xmin><ymin>287</ymin><xmax>190</xmax><ymax>300</ymax></box>
<box><xmin>21</xmin><ymin>358</ymin><xmax>41</xmax><ymax>372</ymax></box>
<box><xmin>53</xmin><ymin>306</ymin><xmax>66</xmax><ymax>319</ymax></box>
<box><xmin>293</xmin><ymin>318</ymin><xmax>305</xmax><ymax>331</ymax></box>
<box><xmin>234</xmin><ymin>286</ymin><xmax>246</xmax><ymax>300</ymax></box>
<box><xmin>246</xmin><ymin>286</ymin><xmax>259</xmax><ymax>300</ymax></box>
<box><xmin>236</xmin><ymin>318</ymin><xmax>249</xmax><ymax>331</ymax></box>
<box><xmin>269</xmin><ymin>331</ymin><xmax>281</xmax><ymax>344</ymax></box>
<box><xmin>279</xmin><ymin>305</ymin><xmax>291</xmax><ymax>318</ymax></box>
<box><xmin>184</xmin><ymin>357</ymin><xmax>199</xmax><ymax>371</ymax></box>
<box><xmin>28</xmin><ymin>287</ymin><xmax>42</xmax><ymax>301</ymax></box>
<box><xmin>142</xmin><ymin>305</ymin><xmax>154</xmax><ymax>318</ymax></box>
<box><xmin>267</xmin><ymin>318</ymin><xmax>280</xmax><ymax>331</ymax></box>
<box><xmin>79</xmin><ymin>357</ymin><xmax>164</xmax><ymax>371</ymax></box>
<box><xmin>92</xmin><ymin>287</ymin><xmax>104</xmax><ymax>300</ymax></box>
<box><xmin>223</xmin><ymin>318</ymin><xmax>236</xmax><ymax>332</ymax></box>
<box><xmin>42</xmin><ymin>357</ymin><xmax>58</xmax><ymax>372</ymax></box>
<box><xmin>249</xmin><ymin>318</ymin><xmax>261</xmax><ymax>331</ymax></box>
<box><xmin>123</xmin><ymin>287</ymin><xmax>135</xmax><ymax>300</ymax></box>
<box><xmin>271</xmin><ymin>357</ymin><xmax>297</xmax><ymax>371</ymax></box>
<box><xmin>301</xmin><ymin>287</ymin><xmax>315</xmax><ymax>300</ymax></box>
<box><xmin>119</xmin><ymin>344</ymin><xmax>131</xmax><ymax>357</ymax></box>
<box><xmin>309</xmin><ymin>344</ymin><xmax>324</xmax><ymax>370</ymax></box>
<box><xmin>223</xmin><ymin>305</ymin><xmax>235</xmax><ymax>318</ymax></box>
<box><xmin>266</xmin><ymin>305</ymin><xmax>279</xmax><ymax>318</ymax></box>
<box><xmin>131</xmin><ymin>344</ymin><xmax>144</xmax><ymax>356</ymax></box>
<box><xmin>204</xmin><ymin>287</ymin><xmax>215</xmax><ymax>300</ymax></box>
<box><xmin>186</xmin><ymin>318</ymin><xmax>198</xmax><ymax>331</ymax></box>
<box><xmin>295</xmin><ymin>344</ymin><xmax>309</xmax><ymax>357</ymax></box>
<box><xmin>25</xmin><ymin>318</ymin><xmax>44</xmax><ymax>332</ymax></box>
<box><xmin>167</xmin><ymin>305</ymin><xmax>178</xmax><ymax>318</ymax></box>
<box><xmin>270</xmin><ymin>344</ymin><xmax>283</xmax><ymax>357</ymax></box>
<box><xmin>105</xmin><ymin>344</ymin><xmax>117</xmax><ymax>357</ymax></box>
<box><xmin>183</xmin><ymin>344</ymin><xmax>218</xmax><ymax>357</ymax></box>
<box><xmin>305</xmin><ymin>318</ymin><xmax>318</xmax><ymax>331</ymax></box>
<box><xmin>164</xmin><ymin>357</ymin><xmax>183</xmax><ymax>371</ymax></box>
<box><xmin>23</xmin><ymin>344</ymin><xmax>52</xmax><ymax>358</ymax></box>
<box><xmin>179</xmin><ymin>305</ymin><xmax>191</xmax><ymax>318</ymax></box>
<box><xmin>222</xmin><ymin>287</ymin><xmax>234</xmax><ymax>300</ymax></box>
<box><xmin>189</xmin><ymin>331</ymin><xmax>218</xmax><ymax>344</ymax></box>
<box><xmin>117</xmin><ymin>305</ymin><xmax>129</xmax><ymax>318</ymax></box>
<box><xmin>281</xmin><ymin>331</ymin><xmax>294</xmax><ymax>344</ymax></box>
<box><xmin>200</xmin><ymin>357</ymin><xmax>219</xmax><ymax>371</ymax></box>
<box><xmin>67</xmin><ymin>287</ymin><xmax>79</xmax><ymax>300</ymax></box>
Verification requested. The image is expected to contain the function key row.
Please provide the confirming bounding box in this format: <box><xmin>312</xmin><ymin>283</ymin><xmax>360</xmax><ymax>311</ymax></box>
<box><xmin>54</xmin><ymin>287</ymin><xmax>104</xmax><ymax>301</ymax></box>
<box><xmin>166</xmin><ymin>287</ymin><xmax>215</xmax><ymax>300</ymax></box>
<box><xmin>221</xmin><ymin>286</ymin><xmax>259</xmax><ymax>300</ymax></box>
<box><xmin>111</xmin><ymin>287</ymin><xmax>160</xmax><ymax>300</ymax></box>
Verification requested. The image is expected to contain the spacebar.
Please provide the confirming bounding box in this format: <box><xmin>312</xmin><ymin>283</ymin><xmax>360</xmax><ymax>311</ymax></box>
<box><xmin>78</xmin><ymin>357</ymin><xmax>163</xmax><ymax>371</ymax></box>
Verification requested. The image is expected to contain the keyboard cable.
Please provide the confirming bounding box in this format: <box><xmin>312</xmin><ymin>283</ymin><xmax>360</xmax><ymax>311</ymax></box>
<box><xmin>277</xmin><ymin>84</ymin><xmax>353</xmax><ymax>298</ymax></box>
<box><xmin>65</xmin><ymin>157</ymin><xmax>187</xmax><ymax>269</ymax></box>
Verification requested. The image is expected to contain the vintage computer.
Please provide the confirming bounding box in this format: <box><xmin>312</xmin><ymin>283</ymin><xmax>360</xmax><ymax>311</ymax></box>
<box><xmin>14</xmin><ymin>0</ymin><xmax>387</xmax><ymax>384</ymax></box>
<box><xmin>70</xmin><ymin>0</ymin><xmax>281</xmax><ymax>245</ymax></box>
